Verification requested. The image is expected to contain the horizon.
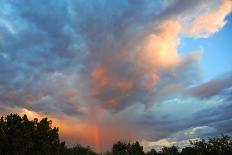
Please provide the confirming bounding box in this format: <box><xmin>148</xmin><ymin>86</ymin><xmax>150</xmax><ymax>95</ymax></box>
<box><xmin>0</xmin><ymin>0</ymin><xmax>232</xmax><ymax>152</ymax></box>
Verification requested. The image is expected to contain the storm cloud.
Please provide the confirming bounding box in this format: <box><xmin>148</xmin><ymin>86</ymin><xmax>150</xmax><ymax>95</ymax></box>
<box><xmin>0</xmin><ymin>0</ymin><xmax>232</xmax><ymax>152</ymax></box>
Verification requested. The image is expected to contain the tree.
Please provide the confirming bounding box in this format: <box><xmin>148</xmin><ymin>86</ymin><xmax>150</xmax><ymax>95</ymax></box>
<box><xmin>112</xmin><ymin>141</ymin><xmax>128</xmax><ymax>155</ymax></box>
<box><xmin>112</xmin><ymin>141</ymin><xmax>144</xmax><ymax>155</ymax></box>
<box><xmin>146</xmin><ymin>149</ymin><xmax>158</xmax><ymax>155</ymax></box>
<box><xmin>161</xmin><ymin>145</ymin><xmax>179</xmax><ymax>155</ymax></box>
<box><xmin>2</xmin><ymin>113</ymin><xmax>232</xmax><ymax>155</ymax></box>
<box><xmin>180</xmin><ymin>147</ymin><xmax>197</xmax><ymax>155</ymax></box>
<box><xmin>128</xmin><ymin>141</ymin><xmax>144</xmax><ymax>155</ymax></box>
<box><xmin>189</xmin><ymin>135</ymin><xmax>232</xmax><ymax>155</ymax></box>
<box><xmin>67</xmin><ymin>144</ymin><xmax>98</xmax><ymax>155</ymax></box>
<box><xmin>0</xmin><ymin>113</ymin><xmax>66</xmax><ymax>155</ymax></box>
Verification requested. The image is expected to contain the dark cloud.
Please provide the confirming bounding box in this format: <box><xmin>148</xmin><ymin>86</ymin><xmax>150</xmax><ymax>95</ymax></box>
<box><xmin>1</xmin><ymin>0</ymin><xmax>203</xmax><ymax>113</ymax></box>
<box><xmin>0</xmin><ymin>0</ymin><xmax>231</xmax><ymax>151</ymax></box>
<box><xmin>190</xmin><ymin>104</ymin><xmax>232</xmax><ymax>136</ymax></box>
<box><xmin>186</xmin><ymin>74</ymin><xmax>232</xmax><ymax>98</ymax></box>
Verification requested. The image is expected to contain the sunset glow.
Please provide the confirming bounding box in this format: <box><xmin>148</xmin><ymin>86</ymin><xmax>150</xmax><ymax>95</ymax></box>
<box><xmin>0</xmin><ymin>0</ymin><xmax>232</xmax><ymax>153</ymax></box>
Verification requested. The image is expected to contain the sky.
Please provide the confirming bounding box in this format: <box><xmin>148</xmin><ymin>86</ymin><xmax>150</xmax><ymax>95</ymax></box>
<box><xmin>0</xmin><ymin>0</ymin><xmax>232</xmax><ymax>152</ymax></box>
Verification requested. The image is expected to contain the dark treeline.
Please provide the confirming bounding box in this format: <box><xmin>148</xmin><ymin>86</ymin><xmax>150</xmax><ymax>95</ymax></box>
<box><xmin>1</xmin><ymin>114</ymin><xmax>232</xmax><ymax>155</ymax></box>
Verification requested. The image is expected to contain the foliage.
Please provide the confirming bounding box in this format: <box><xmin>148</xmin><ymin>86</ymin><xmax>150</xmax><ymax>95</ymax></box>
<box><xmin>180</xmin><ymin>147</ymin><xmax>197</xmax><ymax>155</ymax></box>
<box><xmin>112</xmin><ymin>141</ymin><xmax>128</xmax><ymax>155</ymax></box>
<box><xmin>190</xmin><ymin>135</ymin><xmax>232</xmax><ymax>155</ymax></box>
<box><xmin>65</xmin><ymin>144</ymin><xmax>98</xmax><ymax>155</ymax></box>
<box><xmin>0</xmin><ymin>113</ymin><xmax>95</xmax><ymax>155</ymax></box>
<box><xmin>146</xmin><ymin>149</ymin><xmax>158</xmax><ymax>155</ymax></box>
<box><xmin>1</xmin><ymin>113</ymin><xmax>232</xmax><ymax>155</ymax></box>
<box><xmin>160</xmin><ymin>145</ymin><xmax>179</xmax><ymax>155</ymax></box>
<box><xmin>0</xmin><ymin>113</ymin><xmax>65</xmax><ymax>155</ymax></box>
<box><xmin>128</xmin><ymin>141</ymin><xmax>144</xmax><ymax>155</ymax></box>
<box><xmin>112</xmin><ymin>141</ymin><xmax>144</xmax><ymax>155</ymax></box>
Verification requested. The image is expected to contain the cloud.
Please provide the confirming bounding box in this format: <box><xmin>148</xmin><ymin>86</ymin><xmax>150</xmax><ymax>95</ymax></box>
<box><xmin>139</xmin><ymin>20</ymin><xmax>181</xmax><ymax>69</ymax></box>
<box><xmin>140</xmin><ymin>87</ymin><xmax>232</xmax><ymax>151</ymax></box>
<box><xmin>187</xmin><ymin>0</ymin><xmax>232</xmax><ymax>38</ymax></box>
<box><xmin>191</xmin><ymin>87</ymin><xmax>232</xmax><ymax>128</ymax></box>
<box><xmin>141</xmin><ymin>125</ymin><xmax>218</xmax><ymax>151</ymax></box>
<box><xmin>186</xmin><ymin>74</ymin><xmax>232</xmax><ymax>98</ymax></box>
<box><xmin>90</xmin><ymin>67</ymin><xmax>134</xmax><ymax>109</ymax></box>
<box><xmin>0</xmin><ymin>0</ymin><xmax>231</xmax><ymax>152</ymax></box>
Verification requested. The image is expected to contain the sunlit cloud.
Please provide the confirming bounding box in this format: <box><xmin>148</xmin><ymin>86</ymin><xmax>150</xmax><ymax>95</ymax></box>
<box><xmin>0</xmin><ymin>0</ymin><xmax>231</xmax><ymax>152</ymax></box>
<box><xmin>187</xmin><ymin>0</ymin><xmax>232</xmax><ymax>38</ymax></box>
<box><xmin>140</xmin><ymin>20</ymin><xmax>181</xmax><ymax>69</ymax></box>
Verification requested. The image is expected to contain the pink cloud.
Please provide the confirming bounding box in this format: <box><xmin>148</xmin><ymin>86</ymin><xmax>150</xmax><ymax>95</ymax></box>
<box><xmin>140</xmin><ymin>20</ymin><xmax>181</xmax><ymax>70</ymax></box>
<box><xmin>187</xmin><ymin>0</ymin><xmax>232</xmax><ymax>38</ymax></box>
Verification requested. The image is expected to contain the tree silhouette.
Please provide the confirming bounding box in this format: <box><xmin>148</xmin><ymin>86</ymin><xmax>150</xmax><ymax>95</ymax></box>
<box><xmin>180</xmin><ymin>147</ymin><xmax>196</xmax><ymax>155</ymax></box>
<box><xmin>128</xmin><ymin>141</ymin><xmax>144</xmax><ymax>155</ymax></box>
<box><xmin>112</xmin><ymin>141</ymin><xmax>144</xmax><ymax>155</ymax></box>
<box><xmin>1</xmin><ymin>113</ymin><xmax>232</xmax><ymax>155</ymax></box>
<box><xmin>145</xmin><ymin>149</ymin><xmax>158</xmax><ymax>155</ymax></box>
<box><xmin>0</xmin><ymin>113</ymin><xmax>66</xmax><ymax>154</ymax></box>
<box><xmin>66</xmin><ymin>144</ymin><xmax>98</xmax><ymax>155</ymax></box>
<box><xmin>112</xmin><ymin>141</ymin><xmax>128</xmax><ymax>155</ymax></box>
<box><xmin>190</xmin><ymin>135</ymin><xmax>232</xmax><ymax>155</ymax></box>
<box><xmin>161</xmin><ymin>145</ymin><xmax>179</xmax><ymax>155</ymax></box>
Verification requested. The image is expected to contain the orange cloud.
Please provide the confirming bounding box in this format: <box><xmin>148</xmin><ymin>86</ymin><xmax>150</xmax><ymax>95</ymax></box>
<box><xmin>91</xmin><ymin>67</ymin><xmax>109</xmax><ymax>88</ymax></box>
<box><xmin>90</xmin><ymin>67</ymin><xmax>134</xmax><ymax>108</ymax></box>
<box><xmin>17</xmin><ymin>108</ymin><xmax>102</xmax><ymax>150</ymax></box>
<box><xmin>17</xmin><ymin>108</ymin><xmax>140</xmax><ymax>152</ymax></box>
<box><xmin>187</xmin><ymin>0</ymin><xmax>232</xmax><ymax>38</ymax></box>
<box><xmin>141</xmin><ymin>20</ymin><xmax>181</xmax><ymax>69</ymax></box>
<box><xmin>64</xmin><ymin>88</ymin><xmax>79</xmax><ymax>99</ymax></box>
<box><xmin>146</xmin><ymin>73</ymin><xmax>159</xmax><ymax>90</ymax></box>
<box><xmin>91</xmin><ymin>67</ymin><xmax>133</xmax><ymax>91</ymax></box>
<box><xmin>106</xmin><ymin>99</ymin><xmax>120</xmax><ymax>108</ymax></box>
<box><xmin>114</xmin><ymin>81</ymin><xmax>133</xmax><ymax>90</ymax></box>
